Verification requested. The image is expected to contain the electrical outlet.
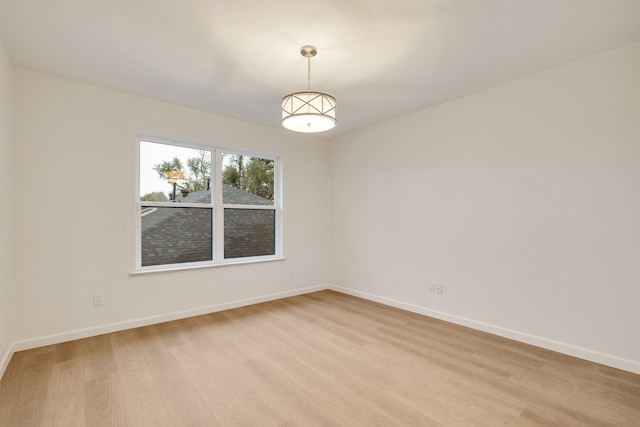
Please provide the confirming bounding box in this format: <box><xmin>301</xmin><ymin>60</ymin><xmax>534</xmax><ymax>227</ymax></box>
<box><xmin>435</xmin><ymin>284</ymin><xmax>443</xmax><ymax>295</ymax></box>
<box><xmin>428</xmin><ymin>282</ymin><xmax>435</xmax><ymax>293</ymax></box>
<box><xmin>93</xmin><ymin>292</ymin><xmax>103</xmax><ymax>306</ymax></box>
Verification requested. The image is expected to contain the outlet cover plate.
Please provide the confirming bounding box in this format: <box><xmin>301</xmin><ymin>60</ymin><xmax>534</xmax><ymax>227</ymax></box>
<box><xmin>93</xmin><ymin>293</ymin><xmax>103</xmax><ymax>306</ymax></box>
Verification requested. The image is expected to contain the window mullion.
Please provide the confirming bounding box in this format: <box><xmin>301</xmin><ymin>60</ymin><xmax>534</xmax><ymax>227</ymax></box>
<box><xmin>214</xmin><ymin>149</ymin><xmax>225</xmax><ymax>261</ymax></box>
<box><xmin>221</xmin><ymin>204</ymin><xmax>276</xmax><ymax>210</ymax></box>
<box><xmin>275</xmin><ymin>157</ymin><xmax>283</xmax><ymax>258</ymax></box>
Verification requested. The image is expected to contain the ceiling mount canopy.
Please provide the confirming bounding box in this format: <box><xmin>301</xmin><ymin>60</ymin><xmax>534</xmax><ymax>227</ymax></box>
<box><xmin>281</xmin><ymin>45</ymin><xmax>337</xmax><ymax>133</ymax></box>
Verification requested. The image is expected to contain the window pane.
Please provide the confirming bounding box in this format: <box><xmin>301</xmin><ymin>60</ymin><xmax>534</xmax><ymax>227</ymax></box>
<box><xmin>222</xmin><ymin>154</ymin><xmax>274</xmax><ymax>205</ymax></box>
<box><xmin>224</xmin><ymin>209</ymin><xmax>275</xmax><ymax>259</ymax></box>
<box><xmin>140</xmin><ymin>141</ymin><xmax>212</xmax><ymax>203</ymax></box>
<box><xmin>141</xmin><ymin>206</ymin><xmax>212</xmax><ymax>266</ymax></box>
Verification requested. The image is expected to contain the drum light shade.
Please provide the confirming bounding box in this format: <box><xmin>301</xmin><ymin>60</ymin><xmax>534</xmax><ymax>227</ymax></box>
<box><xmin>281</xmin><ymin>91</ymin><xmax>336</xmax><ymax>133</ymax></box>
<box><xmin>281</xmin><ymin>45</ymin><xmax>336</xmax><ymax>133</ymax></box>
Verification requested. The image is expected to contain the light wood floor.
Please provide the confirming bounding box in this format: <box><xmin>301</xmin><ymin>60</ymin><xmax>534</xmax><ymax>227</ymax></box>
<box><xmin>1</xmin><ymin>291</ymin><xmax>639</xmax><ymax>426</ymax></box>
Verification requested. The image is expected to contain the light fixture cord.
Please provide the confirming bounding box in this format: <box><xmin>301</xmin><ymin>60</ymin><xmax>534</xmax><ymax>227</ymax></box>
<box><xmin>307</xmin><ymin>54</ymin><xmax>311</xmax><ymax>91</ymax></box>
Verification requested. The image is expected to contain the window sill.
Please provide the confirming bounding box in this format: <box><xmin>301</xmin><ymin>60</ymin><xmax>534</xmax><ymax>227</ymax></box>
<box><xmin>130</xmin><ymin>256</ymin><xmax>286</xmax><ymax>275</ymax></box>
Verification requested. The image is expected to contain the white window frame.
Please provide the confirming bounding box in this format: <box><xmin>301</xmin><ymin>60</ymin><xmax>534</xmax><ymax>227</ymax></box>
<box><xmin>135</xmin><ymin>135</ymin><xmax>283</xmax><ymax>273</ymax></box>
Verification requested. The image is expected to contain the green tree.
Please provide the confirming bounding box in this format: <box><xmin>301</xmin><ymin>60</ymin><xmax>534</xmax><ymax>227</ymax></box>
<box><xmin>222</xmin><ymin>155</ymin><xmax>274</xmax><ymax>201</ymax></box>
<box><xmin>153</xmin><ymin>153</ymin><xmax>212</xmax><ymax>195</ymax></box>
<box><xmin>222</xmin><ymin>164</ymin><xmax>240</xmax><ymax>188</ymax></box>
<box><xmin>244</xmin><ymin>158</ymin><xmax>274</xmax><ymax>200</ymax></box>
<box><xmin>153</xmin><ymin>157</ymin><xmax>184</xmax><ymax>178</ymax></box>
<box><xmin>153</xmin><ymin>157</ymin><xmax>186</xmax><ymax>200</ymax></box>
<box><xmin>186</xmin><ymin>151</ymin><xmax>211</xmax><ymax>192</ymax></box>
<box><xmin>140</xmin><ymin>192</ymin><xmax>169</xmax><ymax>202</ymax></box>
<box><xmin>222</xmin><ymin>155</ymin><xmax>244</xmax><ymax>188</ymax></box>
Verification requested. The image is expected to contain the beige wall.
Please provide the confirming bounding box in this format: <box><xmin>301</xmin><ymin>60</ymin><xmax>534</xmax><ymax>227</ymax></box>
<box><xmin>4</xmin><ymin>41</ymin><xmax>640</xmax><ymax>375</ymax></box>
<box><xmin>12</xmin><ymin>69</ymin><xmax>331</xmax><ymax>345</ymax></box>
<box><xmin>0</xmin><ymin>38</ymin><xmax>14</xmax><ymax>374</ymax></box>
<box><xmin>329</xmin><ymin>42</ymin><xmax>640</xmax><ymax>373</ymax></box>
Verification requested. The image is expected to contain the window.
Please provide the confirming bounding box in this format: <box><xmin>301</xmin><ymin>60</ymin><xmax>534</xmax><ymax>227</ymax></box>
<box><xmin>136</xmin><ymin>137</ymin><xmax>281</xmax><ymax>271</ymax></box>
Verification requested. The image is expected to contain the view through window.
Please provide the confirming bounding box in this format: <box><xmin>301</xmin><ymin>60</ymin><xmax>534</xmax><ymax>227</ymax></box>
<box><xmin>137</xmin><ymin>138</ymin><xmax>280</xmax><ymax>270</ymax></box>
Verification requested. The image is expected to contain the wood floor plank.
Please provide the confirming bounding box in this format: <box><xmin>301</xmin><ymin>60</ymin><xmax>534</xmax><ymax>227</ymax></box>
<box><xmin>7</xmin><ymin>351</ymin><xmax>55</xmax><ymax>426</ymax></box>
<box><xmin>1</xmin><ymin>290</ymin><xmax>639</xmax><ymax>426</ymax></box>
<box><xmin>109</xmin><ymin>329</ymin><xmax>184</xmax><ymax>427</ymax></box>
<box><xmin>40</xmin><ymin>358</ymin><xmax>85</xmax><ymax>427</ymax></box>
<box><xmin>137</xmin><ymin>331</ymin><xmax>216</xmax><ymax>426</ymax></box>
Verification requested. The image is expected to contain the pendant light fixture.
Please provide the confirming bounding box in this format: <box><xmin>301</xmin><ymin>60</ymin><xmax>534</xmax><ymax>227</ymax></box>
<box><xmin>281</xmin><ymin>45</ymin><xmax>337</xmax><ymax>133</ymax></box>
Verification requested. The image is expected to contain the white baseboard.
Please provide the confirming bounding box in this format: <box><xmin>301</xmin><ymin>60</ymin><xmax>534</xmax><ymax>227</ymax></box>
<box><xmin>5</xmin><ymin>284</ymin><xmax>638</xmax><ymax>378</ymax></box>
<box><xmin>329</xmin><ymin>285</ymin><xmax>640</xmax><ymax>375</ymax></box>
<box><xmin>11</xmin><ymin>284</ymin><xmax>329</xmax><ymax>354</ymax></box>
<box><xmin>0</xmin><ymin>342</ymin><xmax>14</xmax><ymax>380</ymax></box>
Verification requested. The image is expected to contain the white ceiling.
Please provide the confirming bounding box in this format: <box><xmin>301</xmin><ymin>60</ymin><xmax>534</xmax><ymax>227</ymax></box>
<box><xmin>1</xmin><ymin>0</ymin><xmax>640</xmax><ymax>135</ymax></box>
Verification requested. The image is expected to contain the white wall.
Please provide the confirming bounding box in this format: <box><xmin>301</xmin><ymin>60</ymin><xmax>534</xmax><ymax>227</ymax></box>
<box><xmin>329</xmin><ymin>42</ymin><xmax>640</xmax><ymax>373</ymax></box>
<box><xmin>12</xmin><ymin>69</ymin><xmax>331</xmax><ymax>346</ymax></box>
<box><xmin>0</xmin><ymin>39</ymin><xmax>14</xmax><ymax>375</ymax></box>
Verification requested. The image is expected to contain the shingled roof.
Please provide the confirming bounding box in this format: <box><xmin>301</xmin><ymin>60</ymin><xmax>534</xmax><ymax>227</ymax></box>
<box><xmin>141</xmin><ymin>184</ymin><xmax>275</xmax><ymax>266</ymax></box>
